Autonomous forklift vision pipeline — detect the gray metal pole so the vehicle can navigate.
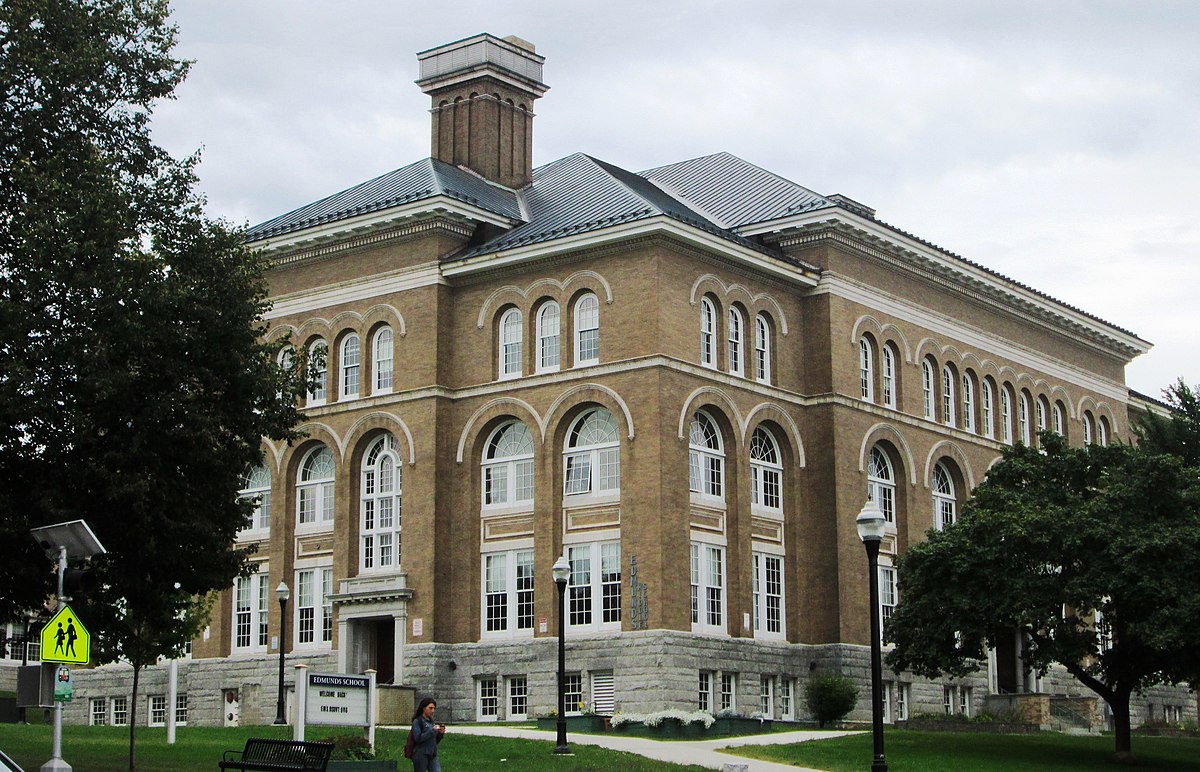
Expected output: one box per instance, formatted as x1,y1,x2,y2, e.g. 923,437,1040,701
43,546,71,772
865,539,887,772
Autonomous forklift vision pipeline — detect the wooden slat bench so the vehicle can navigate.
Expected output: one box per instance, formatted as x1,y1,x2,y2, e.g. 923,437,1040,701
218,738,335,771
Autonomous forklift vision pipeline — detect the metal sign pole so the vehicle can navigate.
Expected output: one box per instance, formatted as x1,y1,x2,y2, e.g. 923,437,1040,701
43,545,70,772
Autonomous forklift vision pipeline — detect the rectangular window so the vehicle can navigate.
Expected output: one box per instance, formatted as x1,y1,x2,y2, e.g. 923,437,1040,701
720,672,736,712
175,693,189,725
752,553,784,638
982,383,994,438
149,695,167,727
959,686,972,717
690,543,725,632
112,696,129,726
233,570,269,651
879,565,897,641
296,567,333,646
698,671,714,713
760,675,775,719
591,671,615,715
508,676,528,720
568,542,620,631
4,621,40,662
780,678,794,721
483,550,534,636
564,453,591,495
564,673,583,716
91,698,107,726
896,683,909,721
478,678,499,721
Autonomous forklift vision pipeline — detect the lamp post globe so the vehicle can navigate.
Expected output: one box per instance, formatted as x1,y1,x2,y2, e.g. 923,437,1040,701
274,581,291,725
857,499,888,772
551,555,571,754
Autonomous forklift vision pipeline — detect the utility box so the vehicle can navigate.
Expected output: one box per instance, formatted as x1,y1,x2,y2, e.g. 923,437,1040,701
16,664,54,708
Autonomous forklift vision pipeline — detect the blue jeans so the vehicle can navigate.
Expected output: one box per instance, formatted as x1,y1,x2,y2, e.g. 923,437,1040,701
412,751,440,772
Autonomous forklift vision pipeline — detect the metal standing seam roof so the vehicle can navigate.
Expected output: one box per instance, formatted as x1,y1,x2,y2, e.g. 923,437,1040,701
244,158,523,242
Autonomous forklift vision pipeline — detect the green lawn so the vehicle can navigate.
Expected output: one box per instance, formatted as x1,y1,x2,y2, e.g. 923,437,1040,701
733,729,1200,771
0,723,709,771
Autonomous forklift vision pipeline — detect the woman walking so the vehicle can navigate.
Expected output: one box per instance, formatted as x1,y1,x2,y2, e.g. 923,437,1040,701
409,697,445,771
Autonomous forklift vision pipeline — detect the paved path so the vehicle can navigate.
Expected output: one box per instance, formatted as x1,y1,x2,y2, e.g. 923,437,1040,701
443,724,860,771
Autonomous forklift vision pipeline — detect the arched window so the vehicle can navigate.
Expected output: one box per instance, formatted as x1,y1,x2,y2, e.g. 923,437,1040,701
297,445,334,527
1036,396,1049,434
482,422,534,509
373,327,393,393
941,365,956,427
308,339,328,406
1001,386,1013,444
867,446,895,525
881,345,896,408
574,293,599,366
962,374,975,433
563,408,620,498
689,411,724,502
922,360,935,419
750,426,782,513
1053,402,1065,435
1019,393,1031,444
1098,416,1110,446
340,333,360,399
361,433,401,572
536,302,561,373
700,298,717,368
240,464,271,533
755,314,771,384
499,308,523,379
933,463,956,530
728,308,745,376
859,338,875,402
1083,411,1095,444
981,379,995,439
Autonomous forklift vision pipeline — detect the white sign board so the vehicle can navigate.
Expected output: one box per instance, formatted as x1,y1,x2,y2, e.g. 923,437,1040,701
306,673,370,726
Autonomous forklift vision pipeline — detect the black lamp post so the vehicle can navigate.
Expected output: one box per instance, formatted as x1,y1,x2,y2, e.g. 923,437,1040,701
856,499,888,772
551,555,571,754
274,581,290,725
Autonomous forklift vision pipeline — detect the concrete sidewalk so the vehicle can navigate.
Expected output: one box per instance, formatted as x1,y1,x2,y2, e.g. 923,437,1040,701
442,724,859,771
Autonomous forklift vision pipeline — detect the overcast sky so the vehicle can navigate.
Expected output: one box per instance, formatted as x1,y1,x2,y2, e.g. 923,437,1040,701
152,1,1200,398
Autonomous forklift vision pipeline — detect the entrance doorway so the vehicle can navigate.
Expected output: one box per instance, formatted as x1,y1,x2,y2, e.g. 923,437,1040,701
372,619,395,684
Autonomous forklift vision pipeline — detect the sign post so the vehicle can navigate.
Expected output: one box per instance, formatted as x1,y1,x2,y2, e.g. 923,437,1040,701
295,669,377,751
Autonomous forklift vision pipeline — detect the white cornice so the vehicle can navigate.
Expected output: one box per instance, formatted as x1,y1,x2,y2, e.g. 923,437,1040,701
817,273,1131,402
248,196,519,256
440,216,820,288
743,210,1150,358
267,263,444,320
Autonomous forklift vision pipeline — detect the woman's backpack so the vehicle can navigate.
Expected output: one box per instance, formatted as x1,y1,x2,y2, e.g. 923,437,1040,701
403,729,415,759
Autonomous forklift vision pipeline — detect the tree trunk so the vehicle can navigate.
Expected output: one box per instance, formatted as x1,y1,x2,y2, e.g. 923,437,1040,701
1110,690,1135,764
128,663,140,771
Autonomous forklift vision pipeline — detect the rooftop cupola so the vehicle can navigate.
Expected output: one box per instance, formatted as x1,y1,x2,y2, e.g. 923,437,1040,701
416,34,548,189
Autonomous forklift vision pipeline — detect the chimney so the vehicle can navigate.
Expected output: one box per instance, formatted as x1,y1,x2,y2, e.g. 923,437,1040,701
416,34,548,189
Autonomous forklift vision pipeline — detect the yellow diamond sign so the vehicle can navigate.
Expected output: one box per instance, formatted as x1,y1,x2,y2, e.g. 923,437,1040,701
40,604,90,665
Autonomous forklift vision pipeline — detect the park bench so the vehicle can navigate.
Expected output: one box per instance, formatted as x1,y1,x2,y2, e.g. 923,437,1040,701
218,738,334,771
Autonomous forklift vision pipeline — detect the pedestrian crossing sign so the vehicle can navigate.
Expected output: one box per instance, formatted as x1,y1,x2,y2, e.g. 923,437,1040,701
40,604,90,665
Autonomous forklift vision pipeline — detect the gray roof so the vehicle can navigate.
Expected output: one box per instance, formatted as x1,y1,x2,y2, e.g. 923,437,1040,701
245,158,522,241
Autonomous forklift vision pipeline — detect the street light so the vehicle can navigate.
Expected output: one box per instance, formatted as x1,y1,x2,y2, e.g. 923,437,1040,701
856,499,888,772
551,555,571,755
274,581,290,725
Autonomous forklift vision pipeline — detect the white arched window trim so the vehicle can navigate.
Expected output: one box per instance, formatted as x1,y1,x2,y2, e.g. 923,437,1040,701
961,374,975,433
981,380,995,439
239,465,272,535
755,314,771,384
941,365,956,427
574,293,600,367
308,339,328,406
499,308,523,380
297,445,334,530
563,408,621,503
933,462,956,530
536,302,561,374
860,338,875,403
689,410,725,504
482,421,535,512
700,298,717,369
750,426,782,516
922,360,935,420
728,307,745,376
340,333,360,400
881,345,896,408
373,326,393,394
360,433,402,572
867,446,896,526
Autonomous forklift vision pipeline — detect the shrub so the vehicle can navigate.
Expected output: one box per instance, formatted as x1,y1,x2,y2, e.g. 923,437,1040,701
328,733,374,760
805,674,858,728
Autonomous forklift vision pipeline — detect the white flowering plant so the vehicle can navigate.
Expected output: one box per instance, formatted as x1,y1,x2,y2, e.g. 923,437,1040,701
609,709,716,729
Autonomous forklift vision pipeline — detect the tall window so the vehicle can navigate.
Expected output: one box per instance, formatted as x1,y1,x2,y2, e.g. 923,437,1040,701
1053,403,1065,435
760,676,775,718
755,314,771,384
239,464,271,533
361,433,401,572
483,422,534,509
340,333,360,399
728,307,745,376
373,326,393,393
1001,386,1013,444
308,339,327,406
981,380,995,439
1019,393,1031,444
700,298,717,368
780,678,794,721
881,345,896,408
867,446,895,525
961,374,975,433
688,411,724,502
563,408,620,498
574,293,599,366
691,543,725,633
749,426,782,513
499,308,522,379
482,549,534,636
879,564,897,641
567,542,621,631
536,302,560,373
933,463,956,530
860,338,875,402
478,678,499,721
1083,412,1095,444
232,570,269,651
941,365,956,427
1098,417,1110,446
922,360,935,419
508,677,529,720
297,446,335,527
296,566,333,646
1036,396,1048,434
752,552,784,639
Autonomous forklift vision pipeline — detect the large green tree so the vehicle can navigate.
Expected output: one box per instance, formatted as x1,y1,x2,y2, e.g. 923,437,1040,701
885,433,1200,761
1135,379,1200,466
1,1,304,767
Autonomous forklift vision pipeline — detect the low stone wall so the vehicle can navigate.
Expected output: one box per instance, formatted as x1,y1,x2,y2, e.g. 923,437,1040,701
898,718,1040,734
